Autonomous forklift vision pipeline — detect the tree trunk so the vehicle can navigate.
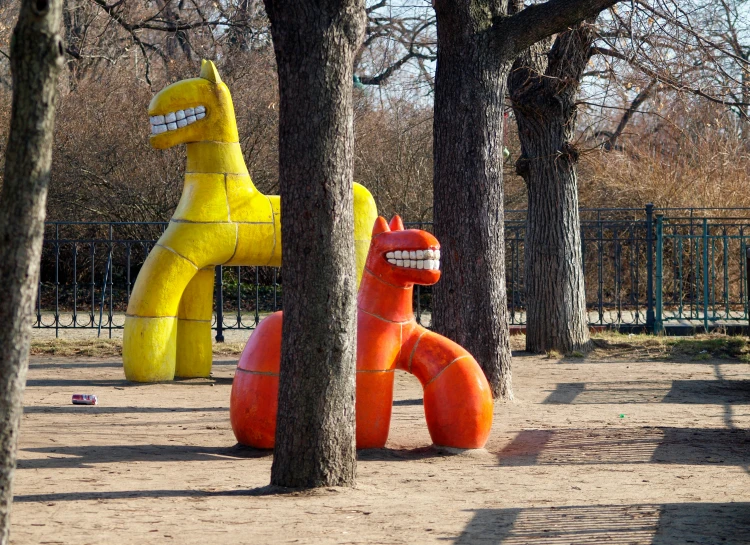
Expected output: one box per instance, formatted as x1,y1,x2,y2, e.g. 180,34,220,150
431,1,617,394
0,1,63,542
265,0,365,488
508,22,595,355
432,1,513,400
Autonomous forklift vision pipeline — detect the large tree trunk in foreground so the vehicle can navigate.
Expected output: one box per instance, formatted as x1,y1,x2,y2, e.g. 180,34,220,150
0,1,63,542
432,2,514,400
265,0,365,488
508,21,595,355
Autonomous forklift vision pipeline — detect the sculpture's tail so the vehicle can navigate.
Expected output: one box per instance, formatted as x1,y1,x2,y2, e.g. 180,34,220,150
401,328,494,449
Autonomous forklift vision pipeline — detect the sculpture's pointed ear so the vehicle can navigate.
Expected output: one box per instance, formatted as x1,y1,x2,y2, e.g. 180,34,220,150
372,216,390,236
388,215,404,231
200,59,222,83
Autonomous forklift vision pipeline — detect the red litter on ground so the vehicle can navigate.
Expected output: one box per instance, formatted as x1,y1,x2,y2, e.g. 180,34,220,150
72,394,98,405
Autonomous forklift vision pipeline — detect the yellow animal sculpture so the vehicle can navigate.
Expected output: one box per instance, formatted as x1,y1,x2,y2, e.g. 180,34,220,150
123,60,377,382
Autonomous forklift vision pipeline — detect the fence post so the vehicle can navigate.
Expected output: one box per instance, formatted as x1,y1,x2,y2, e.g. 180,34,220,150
654,214,664,334
702,217,709,333
215,265,224,343
746,247,750,338
645,203,655,331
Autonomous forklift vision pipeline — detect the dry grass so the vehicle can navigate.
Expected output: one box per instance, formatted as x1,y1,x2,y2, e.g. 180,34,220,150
29,339,246,358
589,331,749,361
30,339,123,357
29,330,750,364
211,342,246,356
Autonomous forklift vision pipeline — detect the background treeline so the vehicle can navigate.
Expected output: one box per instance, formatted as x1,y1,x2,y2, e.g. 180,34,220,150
0,0,748,226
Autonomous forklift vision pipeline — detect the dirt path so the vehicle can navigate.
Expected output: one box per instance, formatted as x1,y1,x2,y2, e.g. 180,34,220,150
10,351,750,544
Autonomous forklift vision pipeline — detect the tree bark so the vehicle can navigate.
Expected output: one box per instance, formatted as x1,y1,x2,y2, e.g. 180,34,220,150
432,1,514,400
265,0,365,488
508,21,595,355
431,0,617,397
0,1,63,542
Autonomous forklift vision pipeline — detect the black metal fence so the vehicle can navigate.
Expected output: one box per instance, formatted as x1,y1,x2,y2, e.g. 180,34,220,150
35,206,750,338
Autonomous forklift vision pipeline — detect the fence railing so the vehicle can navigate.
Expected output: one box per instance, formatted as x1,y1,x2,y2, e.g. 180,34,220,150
35,206,750,338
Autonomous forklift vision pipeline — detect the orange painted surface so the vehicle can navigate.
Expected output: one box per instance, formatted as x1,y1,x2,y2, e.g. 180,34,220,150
356,312,401,371
356,281,413,322
423,358,494,448
236,311,282,374
229,216,494,450
229,311,281,449
230,370,278,448
400,330,468,385
355,371,395,449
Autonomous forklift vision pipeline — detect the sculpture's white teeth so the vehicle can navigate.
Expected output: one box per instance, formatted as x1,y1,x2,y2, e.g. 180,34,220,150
150,105,206,135
385,249,440,271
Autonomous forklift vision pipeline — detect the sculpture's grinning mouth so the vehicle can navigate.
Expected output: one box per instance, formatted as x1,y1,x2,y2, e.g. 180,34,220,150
385,248,440,270
150,106,206,135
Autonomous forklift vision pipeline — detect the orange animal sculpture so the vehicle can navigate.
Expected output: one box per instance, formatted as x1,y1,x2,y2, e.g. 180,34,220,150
230,216,494,449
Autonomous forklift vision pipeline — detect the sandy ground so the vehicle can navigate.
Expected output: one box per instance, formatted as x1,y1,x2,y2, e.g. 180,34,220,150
10,349,750,544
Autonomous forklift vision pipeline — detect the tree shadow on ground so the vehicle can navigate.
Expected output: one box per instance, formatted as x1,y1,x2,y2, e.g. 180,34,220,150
393,398,423,406
496,427,750,467
12,484,305,503
28,361,123,370
17,443,270,470
543,379,750,404
25,375,233,388
451,503,750,544
358,445,485,462
23,406,228,415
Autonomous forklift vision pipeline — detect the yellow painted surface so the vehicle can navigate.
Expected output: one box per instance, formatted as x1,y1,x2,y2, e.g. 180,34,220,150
267,195,282,267
226,174,274,222
175,269,214,378
200,59,222,83
226,223,276,266
186,142,248,175
172,173,229,223
159,221,236,268
353,183,378,284
123,316,177,382
178,268,214,321
175,320,213,378
126,245,197,317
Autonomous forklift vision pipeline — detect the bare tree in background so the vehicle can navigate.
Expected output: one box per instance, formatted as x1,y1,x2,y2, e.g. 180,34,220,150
583,0,750,149
506,0,750,355
509,18,597,355
357,1,436,93
0,0,63,542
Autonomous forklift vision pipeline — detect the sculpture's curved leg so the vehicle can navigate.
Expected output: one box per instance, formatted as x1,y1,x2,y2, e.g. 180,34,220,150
354,312,399,449
175,267,214,378
123,246,199,382
124,222,236,382
402,329,493,449
230,311,282,448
